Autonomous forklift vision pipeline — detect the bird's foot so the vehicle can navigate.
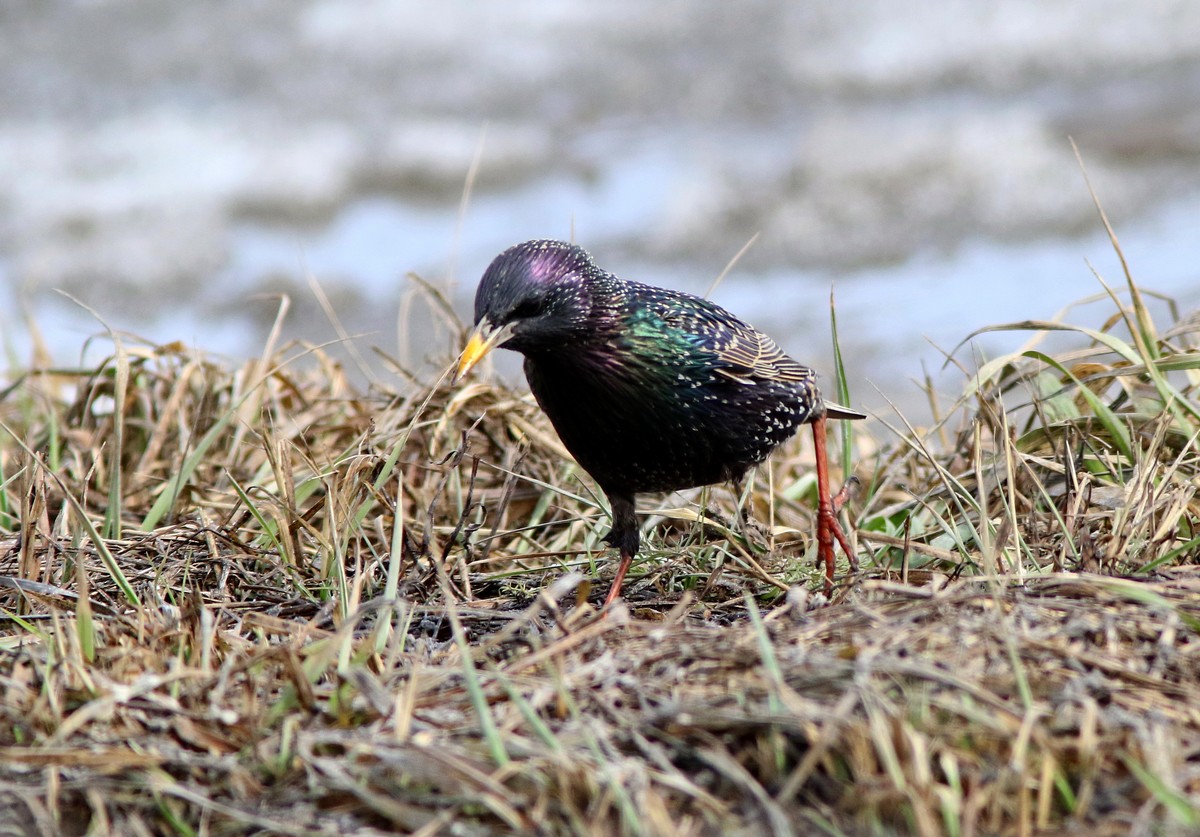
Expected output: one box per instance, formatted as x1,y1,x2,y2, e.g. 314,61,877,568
811,415,859,596
817,506,858,572
831,475,861,516
815,508,857,598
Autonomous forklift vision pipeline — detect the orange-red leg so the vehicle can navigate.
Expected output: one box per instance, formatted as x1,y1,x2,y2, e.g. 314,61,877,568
604,550,633,607
812,414,858,595
602,495,639,607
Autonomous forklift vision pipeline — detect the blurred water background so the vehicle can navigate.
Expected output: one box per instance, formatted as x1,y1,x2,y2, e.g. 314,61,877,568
3,1,1200,415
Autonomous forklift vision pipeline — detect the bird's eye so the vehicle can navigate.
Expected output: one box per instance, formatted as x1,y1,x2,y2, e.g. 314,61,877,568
508,299,542,320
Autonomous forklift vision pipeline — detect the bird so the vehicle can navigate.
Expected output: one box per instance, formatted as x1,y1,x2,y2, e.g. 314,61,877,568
453,239,863,605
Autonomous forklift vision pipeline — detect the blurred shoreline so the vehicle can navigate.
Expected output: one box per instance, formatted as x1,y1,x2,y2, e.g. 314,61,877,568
2,1,1199,416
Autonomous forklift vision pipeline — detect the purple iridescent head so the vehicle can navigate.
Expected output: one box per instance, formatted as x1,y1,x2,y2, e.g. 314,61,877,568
455,240,599,380
474,240,595,331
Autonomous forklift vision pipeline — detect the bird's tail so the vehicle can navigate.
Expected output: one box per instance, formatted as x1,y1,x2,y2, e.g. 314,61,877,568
823,401,867,421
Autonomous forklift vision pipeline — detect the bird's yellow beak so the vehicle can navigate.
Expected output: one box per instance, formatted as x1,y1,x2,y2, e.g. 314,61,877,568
453,319,515,384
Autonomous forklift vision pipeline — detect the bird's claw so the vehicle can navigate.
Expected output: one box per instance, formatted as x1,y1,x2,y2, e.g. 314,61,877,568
831,476,861,515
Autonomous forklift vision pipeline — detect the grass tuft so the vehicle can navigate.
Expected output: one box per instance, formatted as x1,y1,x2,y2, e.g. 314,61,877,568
1,261,1199,833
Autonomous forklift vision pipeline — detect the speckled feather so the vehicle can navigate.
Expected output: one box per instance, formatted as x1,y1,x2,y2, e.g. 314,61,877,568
470,239,852,561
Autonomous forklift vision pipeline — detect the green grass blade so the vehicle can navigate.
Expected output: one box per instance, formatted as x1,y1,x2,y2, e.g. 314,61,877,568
447,603,509,768
829,285,856,472
1120,753,1200,827
1022,350,1133,461
104,343,130,540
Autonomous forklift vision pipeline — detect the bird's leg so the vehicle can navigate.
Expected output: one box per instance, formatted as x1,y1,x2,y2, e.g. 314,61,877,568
731,476,749,524
604,551,633,607
603,494,640,606
812,414,858,595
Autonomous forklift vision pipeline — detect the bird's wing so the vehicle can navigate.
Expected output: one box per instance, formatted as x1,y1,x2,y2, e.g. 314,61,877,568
665,301,814,385
712,323,812,384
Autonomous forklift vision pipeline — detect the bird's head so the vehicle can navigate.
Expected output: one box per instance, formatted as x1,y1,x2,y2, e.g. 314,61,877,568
454,240,598,382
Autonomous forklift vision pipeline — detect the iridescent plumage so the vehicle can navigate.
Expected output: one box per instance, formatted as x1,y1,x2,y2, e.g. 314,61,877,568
456,239,861,603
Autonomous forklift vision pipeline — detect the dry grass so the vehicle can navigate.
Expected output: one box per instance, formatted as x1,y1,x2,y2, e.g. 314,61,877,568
1,267,1199,836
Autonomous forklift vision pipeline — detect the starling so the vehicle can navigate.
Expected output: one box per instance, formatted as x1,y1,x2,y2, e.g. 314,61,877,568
455,239,863,604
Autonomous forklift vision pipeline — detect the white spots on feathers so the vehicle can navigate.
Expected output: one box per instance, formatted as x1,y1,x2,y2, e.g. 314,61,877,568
478,239,828,494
